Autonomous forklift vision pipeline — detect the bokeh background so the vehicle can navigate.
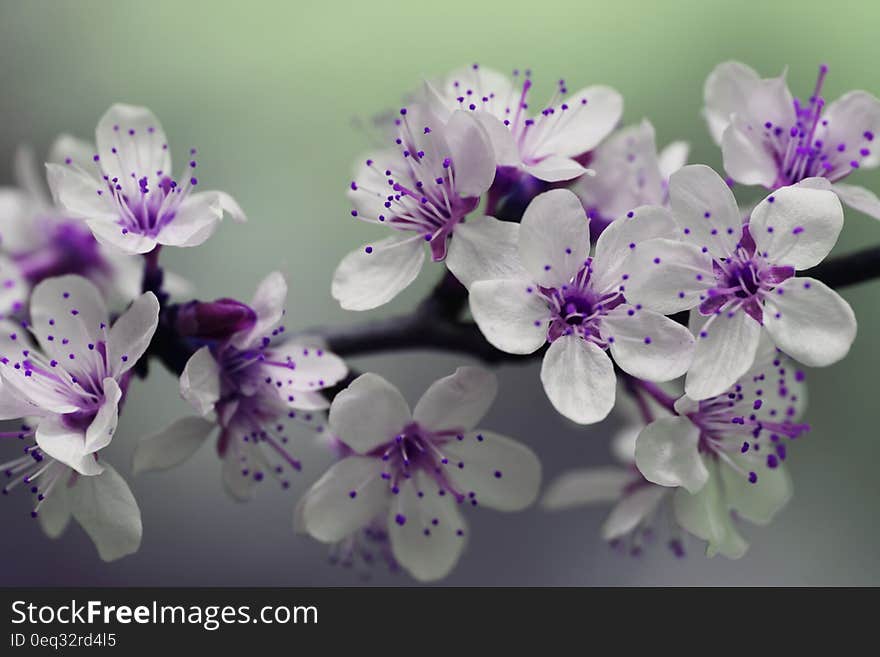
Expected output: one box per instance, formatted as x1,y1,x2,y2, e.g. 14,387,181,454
1,0,878,586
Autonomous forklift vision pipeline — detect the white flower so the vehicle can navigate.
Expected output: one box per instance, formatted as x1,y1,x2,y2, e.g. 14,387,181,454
704,61,880,219
424,64,623,182
296,367,541,582
624,165,856,400
574,120,688,230
542,389,681,556
464,189,695,424
0,275,159,475
334,103,497,310
46,104,246,255
633,339,805,558
133,272,348,501
0,142,145,318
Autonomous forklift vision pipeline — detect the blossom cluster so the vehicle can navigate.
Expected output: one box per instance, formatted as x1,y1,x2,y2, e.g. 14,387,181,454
0,61,876,582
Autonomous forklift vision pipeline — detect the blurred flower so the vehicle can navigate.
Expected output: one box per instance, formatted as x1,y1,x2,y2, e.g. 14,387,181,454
46,104,246,255
133,273,347,500
0,275,158,475
296,367,541,582
624,165,856,399
573,120,689,234
0,142,144,318
634,339,807,558
424,64,622,182
704,61,880,218
465,189,694,424
334,104,496,310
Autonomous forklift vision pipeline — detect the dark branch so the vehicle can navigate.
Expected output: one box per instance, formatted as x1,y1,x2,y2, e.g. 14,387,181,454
804,244,880,289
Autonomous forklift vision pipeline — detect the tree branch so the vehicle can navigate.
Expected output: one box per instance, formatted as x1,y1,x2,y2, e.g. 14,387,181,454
804,244,880,289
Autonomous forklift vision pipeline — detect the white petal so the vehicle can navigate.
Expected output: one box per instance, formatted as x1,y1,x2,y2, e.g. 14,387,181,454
720,455,792,525
36,419,102,476
389,471,467,582
540,336,615,425
445,215,526,289
329,373,411,454
833,183,880,220
472,112,519,166
413,367,498,432
0,377,38,420
673,471,748,559
519,189,590,287
601,486,667,541
154,192,222,247
634,417,708,493
622,238,713,314
444,110,496,198
38,474,72,539
230,271,287,350
331,235,425,311
29,275,110,376
68,462,143,562
442,430,542,511
592,205,678,293
180,347,221,417
469,278,550,354
529,85,623,159
658,140,690,179
222,444,259,502
821,90,880,168
85,218,157,255
686,308,761,400
45,163,117,223
132,416,215,474
750,184,843,269
669,164,743,258
299,456,389,542
703,61,761,144
601,305,695,382
267,341,348,392
522,155,589,182
84,378,122,453
217,191,248,223
0,256,27,318
541,467,631,510
721,117,778,187
48,134,99,173
763,277,856,367
107,292,159,377
95,104,171,197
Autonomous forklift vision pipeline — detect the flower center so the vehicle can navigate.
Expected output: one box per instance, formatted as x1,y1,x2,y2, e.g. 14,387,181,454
542,262,623,343
13,222,107,284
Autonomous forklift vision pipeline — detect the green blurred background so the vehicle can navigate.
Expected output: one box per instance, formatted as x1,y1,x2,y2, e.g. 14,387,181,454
1,0,878,585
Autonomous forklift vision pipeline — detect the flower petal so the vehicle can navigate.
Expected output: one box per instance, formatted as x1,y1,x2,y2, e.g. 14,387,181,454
721,116,778,187
45,163,117,223
529,85,623,159
720,455,792,525
29,275,110,378
658,140,690,180
442,429,541,511
68,462,142,562
669,164,743,258
820,90,880,169
37,418,103,476
522,155,589,182
541,467,632,510
634,417,708,493
444,110,496,198
95,104,171,197
763,277,856,367
329,373,411,454
37,473,72,539
703,61,762,144
601,485,667,541
229,271,287,350
155,191,223,248
601,305,695,382
413,367,497,432
832,183,880,220
298,456,389,543
686,307,762,400
540,335,615,425
389,470,467,582
331,235,425,311
673,470,748,559
750,183,843,270
107,292,159,377
267,341,348,392
132,416,215,474
445,215,526,289
622,237,713,314
469,278,550,354
85,218,157,255
0,256,27,318
180,346,221,417
519,189,590,287
84,378,122,453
